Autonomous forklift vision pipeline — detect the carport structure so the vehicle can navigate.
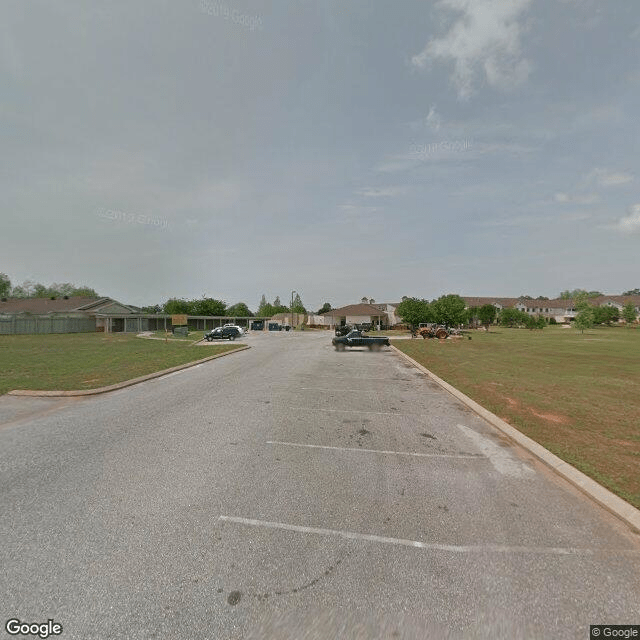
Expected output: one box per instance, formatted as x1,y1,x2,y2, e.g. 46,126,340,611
97,314,272,333
321,303,389,329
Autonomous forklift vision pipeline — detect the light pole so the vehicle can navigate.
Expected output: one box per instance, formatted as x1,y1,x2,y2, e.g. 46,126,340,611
291,290,297,329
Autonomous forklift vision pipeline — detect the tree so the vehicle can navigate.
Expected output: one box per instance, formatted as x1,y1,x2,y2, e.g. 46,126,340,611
477,304,497,331
593,306,619,325
622,302,637,324
257,303,276,317
269,295,290,314
226,302,253,317
431,294,467,326
0,273,11,298
499,308,529,327
536,296,549,300
465,306,478,327
11,280,36,297
573,291,591,312
395,297,432,328
257,295,276,317
622,288,640,296
560,289,602,299
192,297,227,316
141,304,162,313
70,286,99,297
163,298,191,314
34,283,50,297
574,308,594,333
291,293,306,314
6,279,99,298
317,302,332,314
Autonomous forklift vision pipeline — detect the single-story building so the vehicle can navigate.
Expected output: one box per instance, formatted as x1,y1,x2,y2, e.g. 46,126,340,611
0,296,142,334
321,303,394,330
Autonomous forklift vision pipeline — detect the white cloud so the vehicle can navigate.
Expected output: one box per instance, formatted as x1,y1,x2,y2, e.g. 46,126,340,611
355,187,407,197
412,0,533,99
615,204,640,234
426,105,442,131
583,168,634,188
554,192,599,204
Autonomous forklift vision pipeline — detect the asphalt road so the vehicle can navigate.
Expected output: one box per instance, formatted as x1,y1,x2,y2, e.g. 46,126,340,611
1,330,639,639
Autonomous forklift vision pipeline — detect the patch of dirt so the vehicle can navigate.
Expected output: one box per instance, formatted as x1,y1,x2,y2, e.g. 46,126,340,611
530,410,569,424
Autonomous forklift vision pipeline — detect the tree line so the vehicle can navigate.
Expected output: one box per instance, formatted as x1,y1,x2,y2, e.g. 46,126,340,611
147,293,319,317
396,293,637,331
0,274,98,299
0,274,332,318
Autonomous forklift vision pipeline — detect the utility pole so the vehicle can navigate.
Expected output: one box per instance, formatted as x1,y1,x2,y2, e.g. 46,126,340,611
291,290,296,329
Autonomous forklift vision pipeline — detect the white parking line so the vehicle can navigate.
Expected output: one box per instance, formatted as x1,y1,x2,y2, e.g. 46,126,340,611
297,387,381,393
284,406,422,417
299,374,407,381
457,424,535,479
218,516,629,556
267,440,483,459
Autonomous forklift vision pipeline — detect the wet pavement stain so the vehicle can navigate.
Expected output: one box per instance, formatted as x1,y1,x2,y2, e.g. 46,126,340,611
224,555,351,604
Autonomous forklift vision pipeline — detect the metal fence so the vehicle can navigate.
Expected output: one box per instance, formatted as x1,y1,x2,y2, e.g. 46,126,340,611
0,315,97,335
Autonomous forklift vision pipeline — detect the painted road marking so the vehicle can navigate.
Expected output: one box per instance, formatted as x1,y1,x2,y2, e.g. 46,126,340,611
218,516,639,556
298,387,382,393
457,424,534,479
284,406,423,417
266,440,484,460
299,374,412,382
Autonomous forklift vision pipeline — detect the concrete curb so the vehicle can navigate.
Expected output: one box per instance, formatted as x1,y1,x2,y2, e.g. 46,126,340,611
390,345,640,535
7,345,250,397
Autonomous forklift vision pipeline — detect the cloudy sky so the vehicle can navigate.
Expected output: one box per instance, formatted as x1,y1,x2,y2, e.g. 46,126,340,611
1,0,639,311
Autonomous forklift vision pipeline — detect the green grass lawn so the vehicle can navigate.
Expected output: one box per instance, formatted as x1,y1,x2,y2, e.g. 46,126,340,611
151,330,205,341
393,325,640,509
370,329,413,337
0,332,245,394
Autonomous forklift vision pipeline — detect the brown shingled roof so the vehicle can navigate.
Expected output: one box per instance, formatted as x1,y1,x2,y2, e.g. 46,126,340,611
322,303,389,316
0,297,111,314
462,297,520,308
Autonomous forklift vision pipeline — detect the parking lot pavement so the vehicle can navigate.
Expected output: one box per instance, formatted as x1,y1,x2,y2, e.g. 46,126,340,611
0,394,78,429
1,330,639,639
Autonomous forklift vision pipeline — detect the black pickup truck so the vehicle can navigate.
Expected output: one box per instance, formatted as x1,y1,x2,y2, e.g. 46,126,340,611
332,329,390,351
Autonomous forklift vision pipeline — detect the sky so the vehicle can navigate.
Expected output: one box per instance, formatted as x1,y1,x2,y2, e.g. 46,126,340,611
1,0,639,311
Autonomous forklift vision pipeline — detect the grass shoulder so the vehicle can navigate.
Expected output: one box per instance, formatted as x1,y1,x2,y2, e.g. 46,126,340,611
0,332,245,394
392,325,640,509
